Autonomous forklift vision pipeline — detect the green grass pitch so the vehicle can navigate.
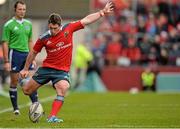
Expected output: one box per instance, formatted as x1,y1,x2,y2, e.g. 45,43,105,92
0,86,180,128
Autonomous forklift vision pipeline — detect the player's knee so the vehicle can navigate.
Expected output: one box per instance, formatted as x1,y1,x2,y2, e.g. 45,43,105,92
56,80,69,89
61,85,69,90
56,84,69,93
62,84,70,90
55,80,70,95
22,86,32,95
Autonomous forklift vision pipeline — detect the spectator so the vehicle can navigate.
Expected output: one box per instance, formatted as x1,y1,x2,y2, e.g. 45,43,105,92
92,33,107,75
93,0,180,66
169,43,180,65
73,43,93,90
141,66,156,91
105,33,122,66
159,48,169,65
122,38,141,64
168,26,179,43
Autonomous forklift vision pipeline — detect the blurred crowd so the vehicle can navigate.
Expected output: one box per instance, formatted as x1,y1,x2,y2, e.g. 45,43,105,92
90,0,180,68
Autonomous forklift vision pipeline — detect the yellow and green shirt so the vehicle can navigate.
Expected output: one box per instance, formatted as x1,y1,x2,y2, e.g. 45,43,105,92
141,72,155,87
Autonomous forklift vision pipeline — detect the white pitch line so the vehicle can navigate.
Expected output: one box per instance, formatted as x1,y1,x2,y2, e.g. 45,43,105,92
0,95,56,114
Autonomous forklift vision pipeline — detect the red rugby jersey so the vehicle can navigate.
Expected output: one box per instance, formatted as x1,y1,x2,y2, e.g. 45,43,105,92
33,21,84,72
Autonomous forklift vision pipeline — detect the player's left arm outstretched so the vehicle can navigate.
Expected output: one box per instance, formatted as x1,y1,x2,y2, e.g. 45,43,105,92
80,1,114,26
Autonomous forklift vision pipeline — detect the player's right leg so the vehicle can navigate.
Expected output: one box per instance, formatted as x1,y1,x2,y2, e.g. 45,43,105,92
21,67,50,96
19,76,39,103
21,68,51,121
22,78,41,96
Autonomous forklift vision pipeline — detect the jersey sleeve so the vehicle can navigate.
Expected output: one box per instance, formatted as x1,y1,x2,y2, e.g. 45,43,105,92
33,39,44,53
1,24,10,42
68,21,84,32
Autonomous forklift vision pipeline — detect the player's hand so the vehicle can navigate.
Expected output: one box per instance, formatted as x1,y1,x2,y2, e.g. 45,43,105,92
4,62,11,72
20,69,29,79
103,1,114,14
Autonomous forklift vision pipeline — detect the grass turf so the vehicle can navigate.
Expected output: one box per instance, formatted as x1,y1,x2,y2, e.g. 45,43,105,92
0,86,180,128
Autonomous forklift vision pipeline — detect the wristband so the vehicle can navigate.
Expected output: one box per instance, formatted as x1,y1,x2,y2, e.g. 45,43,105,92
4,60,9,63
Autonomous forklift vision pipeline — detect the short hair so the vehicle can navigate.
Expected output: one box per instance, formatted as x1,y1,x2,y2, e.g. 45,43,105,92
48,13,62,26
14,0,25,10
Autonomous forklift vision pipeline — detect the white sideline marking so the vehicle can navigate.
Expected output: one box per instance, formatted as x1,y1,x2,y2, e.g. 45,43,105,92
0,95,56,114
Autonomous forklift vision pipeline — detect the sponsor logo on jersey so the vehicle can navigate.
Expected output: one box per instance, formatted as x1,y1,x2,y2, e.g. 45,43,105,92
64,31,69,37
25,25,30,30
48,43,71,53
56,42,64,47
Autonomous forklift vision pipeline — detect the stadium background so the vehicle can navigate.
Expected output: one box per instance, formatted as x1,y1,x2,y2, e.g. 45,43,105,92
0,0,180,92
0,0,180,128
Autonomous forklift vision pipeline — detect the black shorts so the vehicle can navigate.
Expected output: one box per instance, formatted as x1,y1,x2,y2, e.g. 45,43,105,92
32,67,70,86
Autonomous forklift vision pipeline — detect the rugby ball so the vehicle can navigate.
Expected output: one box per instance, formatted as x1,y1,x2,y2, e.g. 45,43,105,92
29,102,44,123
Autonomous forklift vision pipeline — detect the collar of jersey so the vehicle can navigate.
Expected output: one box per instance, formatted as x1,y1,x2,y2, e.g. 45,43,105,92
13,17,25,24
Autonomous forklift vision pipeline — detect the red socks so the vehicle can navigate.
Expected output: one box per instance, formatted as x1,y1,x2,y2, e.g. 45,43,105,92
49,95,64,117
